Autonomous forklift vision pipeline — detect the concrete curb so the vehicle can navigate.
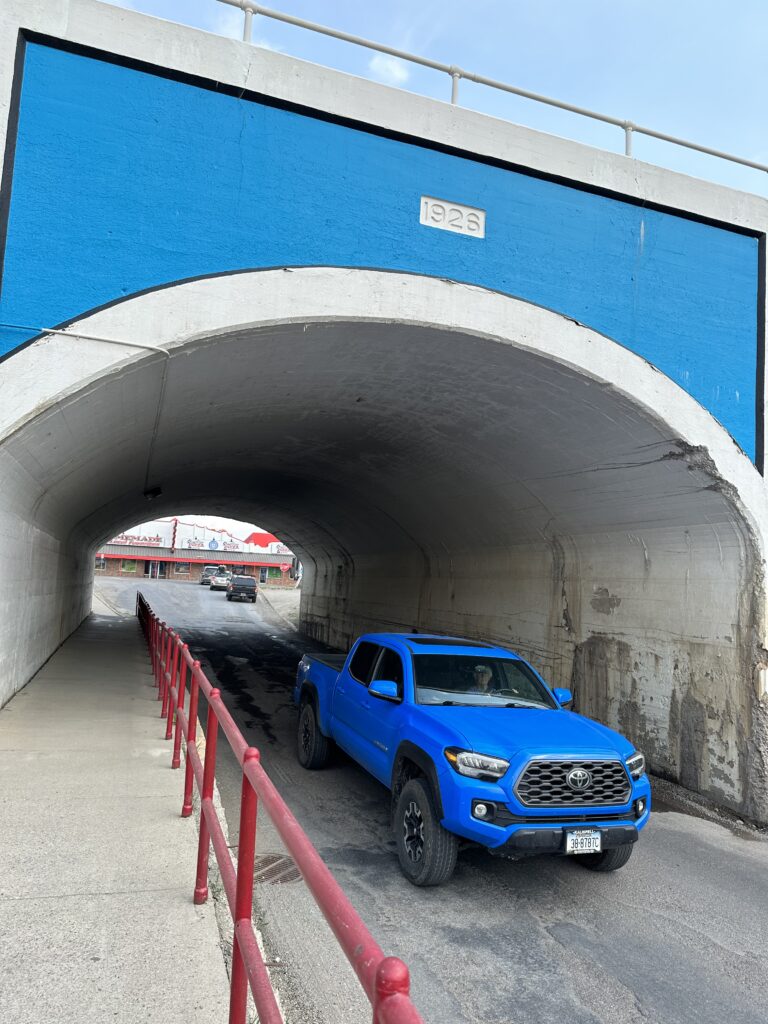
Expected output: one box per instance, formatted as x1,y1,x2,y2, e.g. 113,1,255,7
90,589,130,618
256,590,299,633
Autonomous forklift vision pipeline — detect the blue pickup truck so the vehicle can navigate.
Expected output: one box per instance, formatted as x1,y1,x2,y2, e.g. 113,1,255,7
294,634,650,886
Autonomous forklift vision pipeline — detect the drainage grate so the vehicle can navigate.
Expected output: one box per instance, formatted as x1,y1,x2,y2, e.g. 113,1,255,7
253,853,302,885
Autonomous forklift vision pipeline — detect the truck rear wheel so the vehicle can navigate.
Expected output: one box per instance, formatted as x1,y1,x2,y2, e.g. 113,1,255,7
297,701,330,769
394,778,458,886
578,843,634,872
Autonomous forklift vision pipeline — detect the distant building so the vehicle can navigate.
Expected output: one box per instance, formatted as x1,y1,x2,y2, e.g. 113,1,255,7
95,517,298,585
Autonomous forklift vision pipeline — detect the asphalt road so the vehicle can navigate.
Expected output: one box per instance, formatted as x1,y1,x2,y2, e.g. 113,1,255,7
97,578,768,1024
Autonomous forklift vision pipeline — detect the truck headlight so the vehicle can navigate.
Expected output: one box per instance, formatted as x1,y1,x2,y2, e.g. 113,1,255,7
625,751,646,779
445,748,510,780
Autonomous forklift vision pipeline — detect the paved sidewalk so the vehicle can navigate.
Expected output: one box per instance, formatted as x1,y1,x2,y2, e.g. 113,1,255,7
0,613,230,1023
256,587,300,630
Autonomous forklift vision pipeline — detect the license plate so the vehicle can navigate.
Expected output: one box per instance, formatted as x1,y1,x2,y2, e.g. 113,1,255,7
566,829,602,854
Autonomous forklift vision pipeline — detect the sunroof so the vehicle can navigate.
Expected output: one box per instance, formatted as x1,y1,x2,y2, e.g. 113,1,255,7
406,637,492,647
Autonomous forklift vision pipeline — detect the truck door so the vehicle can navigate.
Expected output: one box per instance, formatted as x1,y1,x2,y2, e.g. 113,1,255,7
331,641,381,766
362,646,407,784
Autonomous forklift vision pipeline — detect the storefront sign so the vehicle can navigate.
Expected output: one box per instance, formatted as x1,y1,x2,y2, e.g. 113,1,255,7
111,533,163,546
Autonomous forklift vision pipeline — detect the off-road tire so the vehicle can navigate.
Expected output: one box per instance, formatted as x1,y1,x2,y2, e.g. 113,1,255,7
394,778,458,886
578,843,634,872
297,700,331,769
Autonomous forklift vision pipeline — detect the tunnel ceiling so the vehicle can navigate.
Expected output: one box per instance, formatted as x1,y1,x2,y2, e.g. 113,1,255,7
3,319,740,566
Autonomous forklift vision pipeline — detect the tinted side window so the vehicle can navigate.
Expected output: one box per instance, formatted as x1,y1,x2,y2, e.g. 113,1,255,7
372,648,405,692
349,642,381,685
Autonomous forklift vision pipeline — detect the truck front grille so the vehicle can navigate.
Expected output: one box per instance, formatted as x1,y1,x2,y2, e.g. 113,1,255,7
515,759,631,807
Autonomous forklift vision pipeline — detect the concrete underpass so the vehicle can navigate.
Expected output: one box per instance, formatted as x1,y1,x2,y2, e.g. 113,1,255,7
3,266,768,824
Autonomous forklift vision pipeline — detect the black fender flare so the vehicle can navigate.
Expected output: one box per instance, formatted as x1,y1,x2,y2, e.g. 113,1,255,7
391,740,445,819
297,682,329,732
298,681,319,706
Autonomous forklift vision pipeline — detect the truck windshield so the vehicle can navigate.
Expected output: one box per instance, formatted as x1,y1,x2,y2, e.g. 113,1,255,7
413,655,557,708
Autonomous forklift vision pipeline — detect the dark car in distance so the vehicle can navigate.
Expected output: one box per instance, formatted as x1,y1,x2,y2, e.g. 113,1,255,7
227,575,257,603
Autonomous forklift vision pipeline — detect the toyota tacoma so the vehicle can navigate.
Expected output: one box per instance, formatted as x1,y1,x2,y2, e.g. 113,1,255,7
294,634,650,886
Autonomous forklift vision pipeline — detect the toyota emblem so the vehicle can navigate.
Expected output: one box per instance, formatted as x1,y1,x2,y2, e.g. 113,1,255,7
566,767,592,791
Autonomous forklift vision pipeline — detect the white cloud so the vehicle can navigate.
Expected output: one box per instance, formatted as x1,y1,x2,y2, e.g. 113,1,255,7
211,6,246,39
368,53,410,87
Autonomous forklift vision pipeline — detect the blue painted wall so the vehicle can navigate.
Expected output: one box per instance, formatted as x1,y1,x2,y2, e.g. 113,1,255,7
0,43,760,459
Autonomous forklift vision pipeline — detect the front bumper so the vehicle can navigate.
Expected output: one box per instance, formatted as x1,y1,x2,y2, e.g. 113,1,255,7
438,767,651,850
489,823,638,859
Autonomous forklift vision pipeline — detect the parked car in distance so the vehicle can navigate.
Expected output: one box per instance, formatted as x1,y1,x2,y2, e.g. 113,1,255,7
200,565,219,585
294,633,650,886
226,575,257,603
209,571,232,591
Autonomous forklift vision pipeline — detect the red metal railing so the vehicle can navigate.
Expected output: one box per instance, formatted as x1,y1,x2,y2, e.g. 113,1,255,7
136,592,424,1024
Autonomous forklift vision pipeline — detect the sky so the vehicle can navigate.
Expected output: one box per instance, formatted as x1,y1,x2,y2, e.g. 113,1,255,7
103,0,768,195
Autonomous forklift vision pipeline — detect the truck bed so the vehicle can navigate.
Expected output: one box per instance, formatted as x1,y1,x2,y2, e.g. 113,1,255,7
306,653,347,671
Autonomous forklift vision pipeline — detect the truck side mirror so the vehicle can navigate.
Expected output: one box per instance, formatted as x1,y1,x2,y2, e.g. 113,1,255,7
369,679,401,703
553,687,573,708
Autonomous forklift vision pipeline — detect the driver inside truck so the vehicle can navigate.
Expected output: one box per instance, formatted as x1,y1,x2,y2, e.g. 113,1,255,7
468,663,496,693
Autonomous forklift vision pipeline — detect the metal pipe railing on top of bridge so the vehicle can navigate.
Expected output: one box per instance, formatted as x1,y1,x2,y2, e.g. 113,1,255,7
135,591,423,1024
216,0,768,175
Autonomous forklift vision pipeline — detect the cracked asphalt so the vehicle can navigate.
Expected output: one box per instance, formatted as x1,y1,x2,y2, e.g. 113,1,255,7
98,578,768,1024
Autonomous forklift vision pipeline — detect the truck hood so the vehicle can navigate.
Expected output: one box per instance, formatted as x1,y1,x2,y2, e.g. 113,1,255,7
419,706,633,760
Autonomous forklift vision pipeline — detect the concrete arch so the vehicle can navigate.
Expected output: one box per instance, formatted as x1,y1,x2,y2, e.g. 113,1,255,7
2,268,767,820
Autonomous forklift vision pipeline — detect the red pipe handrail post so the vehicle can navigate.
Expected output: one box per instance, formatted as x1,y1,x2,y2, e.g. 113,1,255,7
229,747,260,1024
172,646,189,769
149,614,157,677
164,637,180,733
182,661,201,817
193,689,220,903
160,630,172,715
161,629,175,711
158,622,166,689
162,625,171,698
157,622,168,691
155,621,162,687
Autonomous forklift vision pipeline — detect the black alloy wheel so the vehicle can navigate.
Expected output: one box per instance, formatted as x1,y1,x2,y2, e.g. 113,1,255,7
403,800,425,863
394,778,458,886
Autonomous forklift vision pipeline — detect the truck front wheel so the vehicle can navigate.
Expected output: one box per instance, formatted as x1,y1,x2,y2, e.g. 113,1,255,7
394,778,458,886
297,701,330,769
577,843,634,872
